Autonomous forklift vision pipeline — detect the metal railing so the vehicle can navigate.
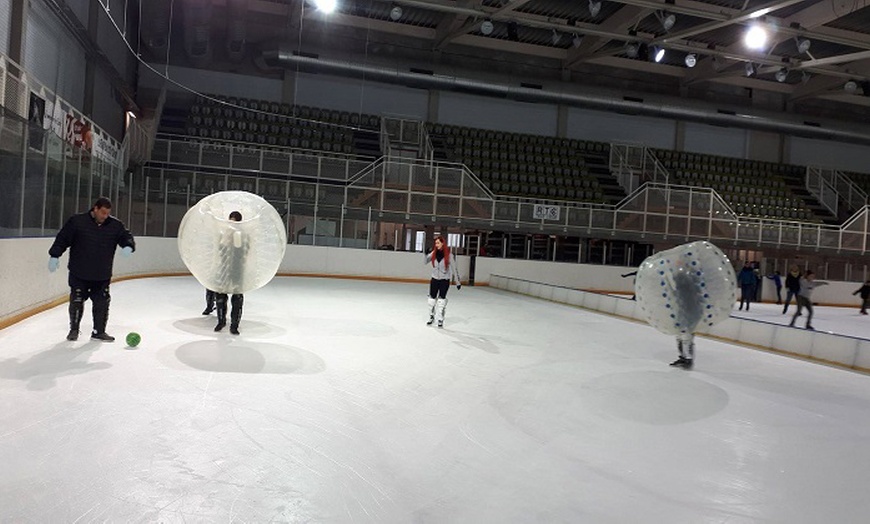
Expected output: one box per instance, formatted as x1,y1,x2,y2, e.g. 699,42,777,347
807,166,867,218
380,116,434,161
610,143,669,194
806,166,839,217
134,136,870,255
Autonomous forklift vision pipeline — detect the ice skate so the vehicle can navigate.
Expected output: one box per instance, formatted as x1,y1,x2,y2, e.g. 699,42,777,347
805,325,815,330
669,357,693,369
66,329,79,341
91,331,115,342
434,298,448,329
426,297,436,325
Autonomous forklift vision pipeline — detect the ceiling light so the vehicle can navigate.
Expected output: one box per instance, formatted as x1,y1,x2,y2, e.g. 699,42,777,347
572,34,584,48
801,71,811,84
588,0,601,18
389,5,402,21
552,29,561,45
480,19,494,35
744,25,768,50
745,62,756,77
775,68,788,83
845,80,858,93
652,46,665,63
794,37,811,54
314,0,337,14
684,54,697,68
657,11,676,31
625,42,639,59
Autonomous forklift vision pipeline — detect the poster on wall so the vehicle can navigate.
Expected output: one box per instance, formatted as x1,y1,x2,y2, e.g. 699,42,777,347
28,92,46,152
91,132,121,164
65,113,93,153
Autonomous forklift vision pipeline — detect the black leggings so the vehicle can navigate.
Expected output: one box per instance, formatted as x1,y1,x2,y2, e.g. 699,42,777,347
429,278,450,299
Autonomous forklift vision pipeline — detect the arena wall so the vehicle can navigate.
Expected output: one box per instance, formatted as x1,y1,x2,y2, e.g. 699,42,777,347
3,237,866,329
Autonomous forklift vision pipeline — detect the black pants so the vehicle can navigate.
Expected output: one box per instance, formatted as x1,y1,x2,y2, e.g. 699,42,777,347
216,293,244,327
429,278,450,299
68,274,111,333
791,296,813,327
740,284,754,309
783,289,798,312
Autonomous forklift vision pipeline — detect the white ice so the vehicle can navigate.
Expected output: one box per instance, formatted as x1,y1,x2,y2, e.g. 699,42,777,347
2,276,870,522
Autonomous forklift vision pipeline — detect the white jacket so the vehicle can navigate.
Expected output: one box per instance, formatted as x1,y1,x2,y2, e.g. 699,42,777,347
424,249,461,283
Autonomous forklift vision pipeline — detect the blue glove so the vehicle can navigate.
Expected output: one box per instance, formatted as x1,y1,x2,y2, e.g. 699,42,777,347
48,257,59,272
121,246,133,257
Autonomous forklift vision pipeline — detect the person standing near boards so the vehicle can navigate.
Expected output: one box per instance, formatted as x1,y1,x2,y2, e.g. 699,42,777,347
424,235,462,328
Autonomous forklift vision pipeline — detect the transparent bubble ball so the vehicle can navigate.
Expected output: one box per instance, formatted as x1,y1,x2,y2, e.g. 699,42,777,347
635,241,736,336
177,191,287,295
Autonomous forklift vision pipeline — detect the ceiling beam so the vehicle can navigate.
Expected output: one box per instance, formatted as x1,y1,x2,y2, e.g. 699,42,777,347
563,5,651,69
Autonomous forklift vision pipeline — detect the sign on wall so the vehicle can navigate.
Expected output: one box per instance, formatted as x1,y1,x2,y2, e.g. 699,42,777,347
533,204,561,221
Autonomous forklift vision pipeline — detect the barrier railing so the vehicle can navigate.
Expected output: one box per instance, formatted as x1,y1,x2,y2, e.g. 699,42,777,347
610,143,669,194
136,136,870,255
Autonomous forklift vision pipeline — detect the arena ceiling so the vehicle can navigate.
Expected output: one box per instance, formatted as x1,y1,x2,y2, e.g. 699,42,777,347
128,0,870,122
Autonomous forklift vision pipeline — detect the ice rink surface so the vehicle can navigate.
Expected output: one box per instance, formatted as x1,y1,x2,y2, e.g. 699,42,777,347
3,276,870,522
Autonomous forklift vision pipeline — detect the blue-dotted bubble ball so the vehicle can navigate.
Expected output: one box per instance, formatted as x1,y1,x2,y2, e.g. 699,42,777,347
634,241,736,336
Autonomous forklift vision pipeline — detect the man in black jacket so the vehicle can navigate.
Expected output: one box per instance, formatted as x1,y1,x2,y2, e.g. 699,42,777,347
48,197,136,342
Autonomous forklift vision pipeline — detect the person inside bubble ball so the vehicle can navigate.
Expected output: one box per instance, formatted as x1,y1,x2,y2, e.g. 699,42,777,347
668,266,704,369
214,211,248,335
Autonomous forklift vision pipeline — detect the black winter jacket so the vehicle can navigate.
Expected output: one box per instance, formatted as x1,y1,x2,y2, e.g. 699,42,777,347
49,212,135,281
785,272,801,293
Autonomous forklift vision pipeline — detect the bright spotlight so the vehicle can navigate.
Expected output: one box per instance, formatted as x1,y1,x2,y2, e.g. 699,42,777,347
744,26,768,50
653,46,665,63
684,53,697,68
315,0,337,13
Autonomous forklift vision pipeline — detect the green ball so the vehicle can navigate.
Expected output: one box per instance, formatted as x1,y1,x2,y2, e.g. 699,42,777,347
126,332,141,347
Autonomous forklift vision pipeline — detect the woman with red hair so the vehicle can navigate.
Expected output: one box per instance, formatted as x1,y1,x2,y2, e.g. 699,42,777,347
424,235,462,327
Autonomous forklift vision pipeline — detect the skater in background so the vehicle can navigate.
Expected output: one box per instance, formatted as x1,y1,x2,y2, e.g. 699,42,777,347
766,270,783,305
48,196,135,342
737,261,756,311
853,280,870,315
621,270,638,300
782,265,802,314
424,235,462,328
214,211,248,335
788,270,828,330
